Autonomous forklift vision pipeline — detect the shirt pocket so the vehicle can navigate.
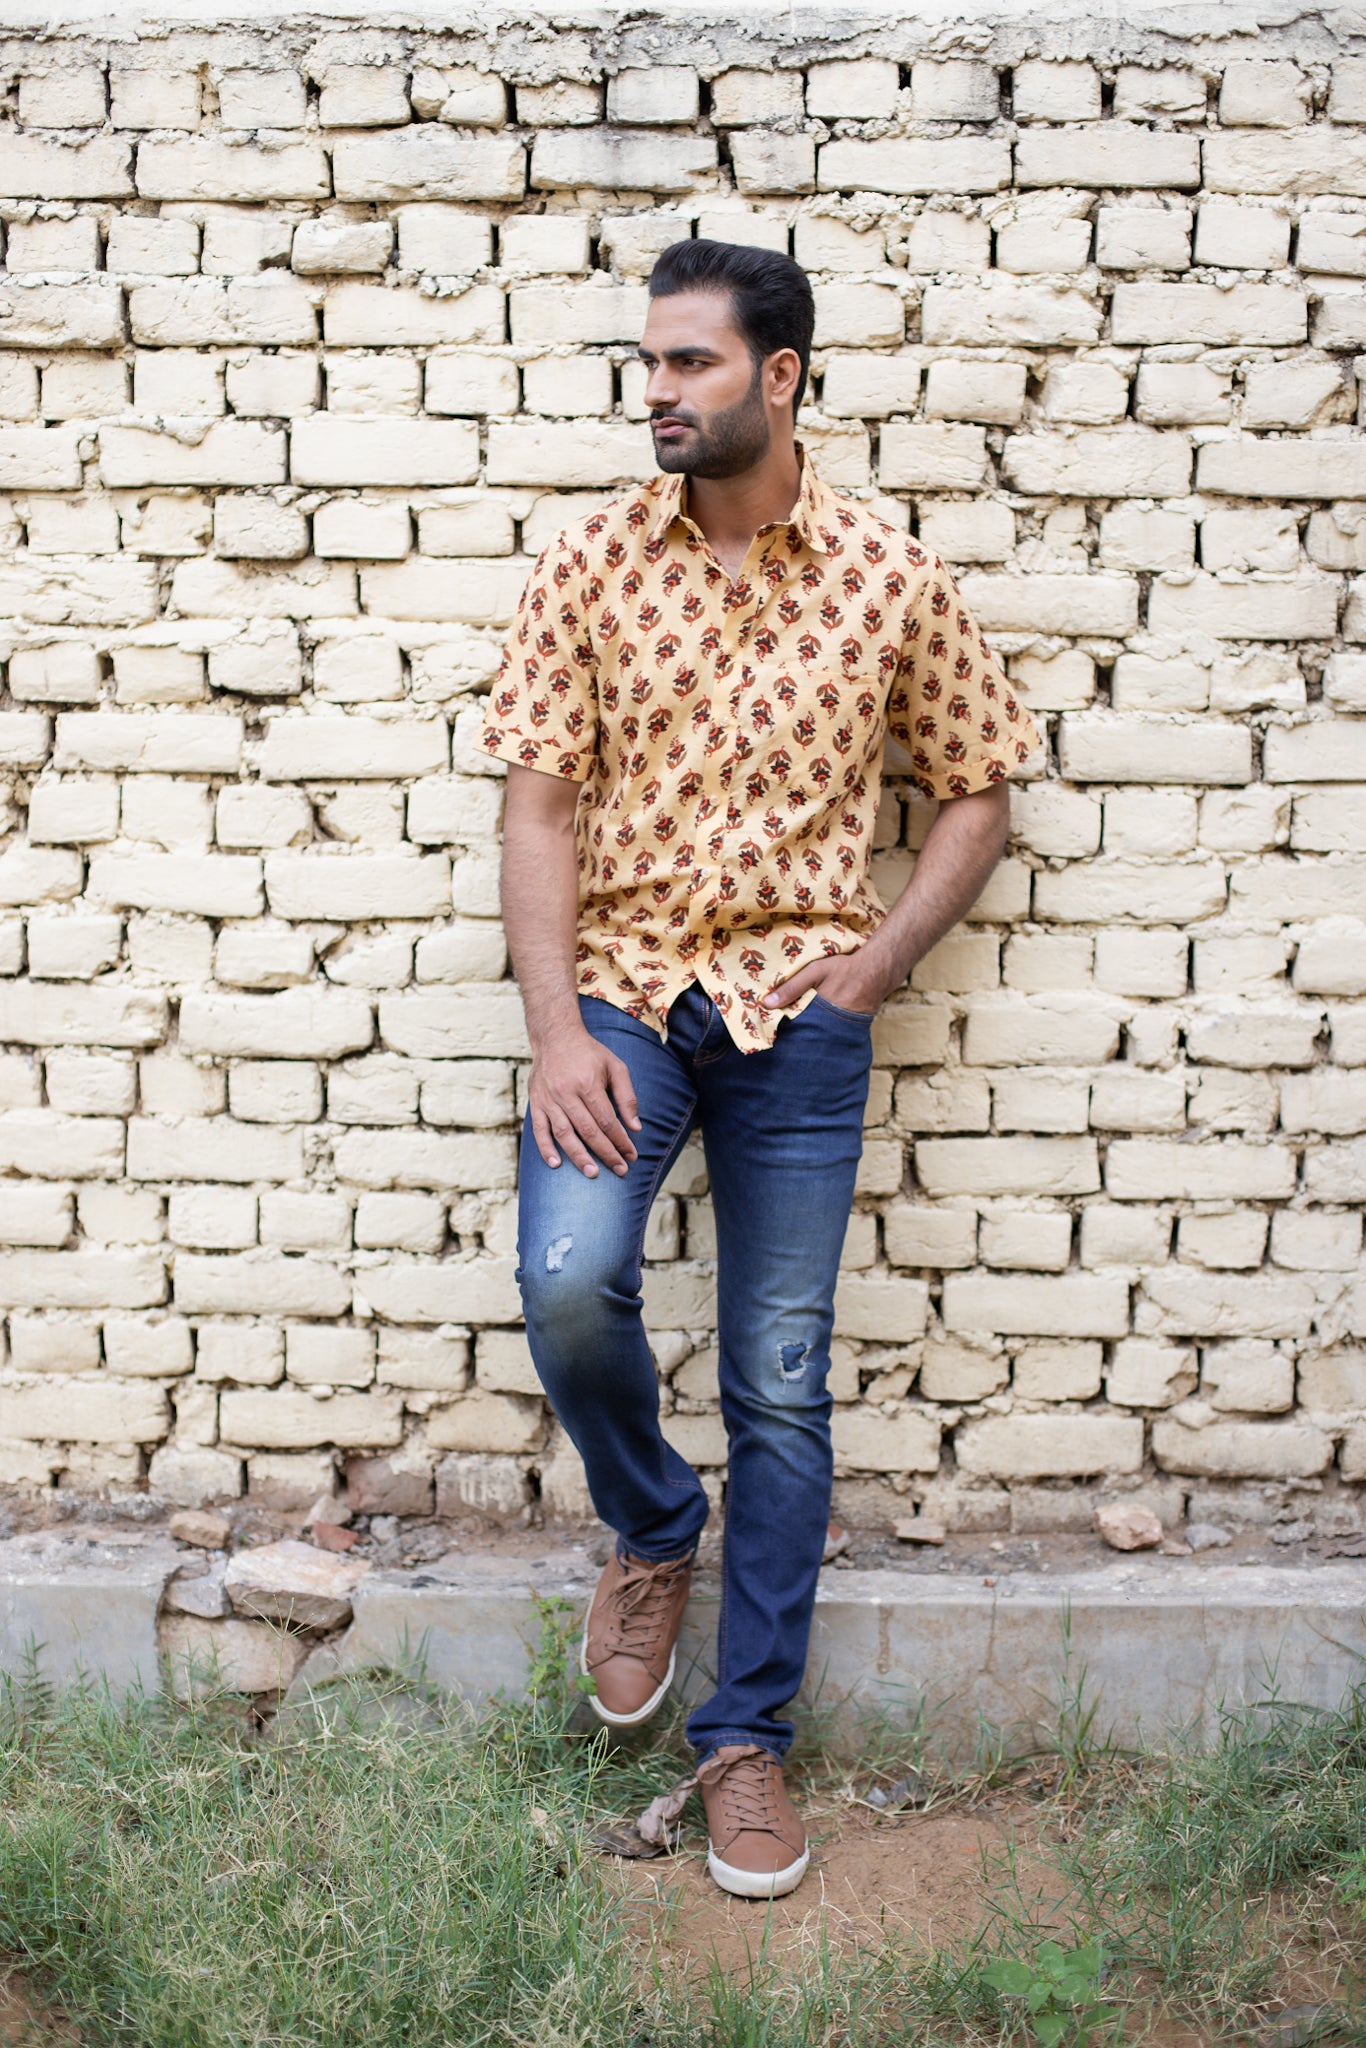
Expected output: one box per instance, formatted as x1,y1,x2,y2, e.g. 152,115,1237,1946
727,661,886,813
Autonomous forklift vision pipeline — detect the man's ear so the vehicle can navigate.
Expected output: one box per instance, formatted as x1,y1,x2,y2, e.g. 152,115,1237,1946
766,347,802,411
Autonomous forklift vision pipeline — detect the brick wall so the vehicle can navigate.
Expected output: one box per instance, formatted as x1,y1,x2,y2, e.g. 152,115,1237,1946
0,10,1361,1535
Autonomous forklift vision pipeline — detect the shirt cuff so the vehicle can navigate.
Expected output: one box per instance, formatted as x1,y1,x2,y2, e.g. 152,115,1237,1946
474,721,594,783
908,716,1042,801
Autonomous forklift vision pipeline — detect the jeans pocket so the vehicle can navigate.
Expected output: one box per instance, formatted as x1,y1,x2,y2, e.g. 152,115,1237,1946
807,991,876,1024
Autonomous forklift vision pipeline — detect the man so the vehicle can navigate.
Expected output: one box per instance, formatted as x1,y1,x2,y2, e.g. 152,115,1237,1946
478,238,1038,1898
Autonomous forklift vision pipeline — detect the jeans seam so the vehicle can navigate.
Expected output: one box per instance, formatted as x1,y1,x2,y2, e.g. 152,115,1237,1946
633,1093,705,1500
694,1735,788,1761
713,1282,733,1681
618,1536,698,1564
636,1099,699,1244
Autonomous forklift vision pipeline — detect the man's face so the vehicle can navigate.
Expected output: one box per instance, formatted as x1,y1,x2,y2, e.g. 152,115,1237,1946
638,288,770,479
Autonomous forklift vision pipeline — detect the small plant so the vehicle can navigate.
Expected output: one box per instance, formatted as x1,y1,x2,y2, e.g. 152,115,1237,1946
508,1593,599,1749
982,1941,1121,2047
1045,1601,1118,1788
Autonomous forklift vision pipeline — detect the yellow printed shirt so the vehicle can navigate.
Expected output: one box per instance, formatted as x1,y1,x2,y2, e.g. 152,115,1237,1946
476,456,1040,1051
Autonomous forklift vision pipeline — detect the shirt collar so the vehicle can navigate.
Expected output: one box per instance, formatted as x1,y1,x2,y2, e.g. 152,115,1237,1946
643,445,835,557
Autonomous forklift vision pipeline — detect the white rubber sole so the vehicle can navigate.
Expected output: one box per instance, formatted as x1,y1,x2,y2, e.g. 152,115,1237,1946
707,1842,811,1899
580,1635,676,1727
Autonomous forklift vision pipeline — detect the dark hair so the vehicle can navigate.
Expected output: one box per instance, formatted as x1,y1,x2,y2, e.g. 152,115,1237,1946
647,238,815,415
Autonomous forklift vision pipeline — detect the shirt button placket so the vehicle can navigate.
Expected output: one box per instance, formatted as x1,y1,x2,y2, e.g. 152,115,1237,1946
692,584,747,1005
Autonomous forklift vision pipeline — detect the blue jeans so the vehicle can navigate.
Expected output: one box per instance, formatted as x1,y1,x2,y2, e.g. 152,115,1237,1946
516,983,872,1758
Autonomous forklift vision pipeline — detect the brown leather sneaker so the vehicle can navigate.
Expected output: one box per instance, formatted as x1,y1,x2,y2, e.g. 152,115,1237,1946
580,1547,692,1727
698,1745,810,1898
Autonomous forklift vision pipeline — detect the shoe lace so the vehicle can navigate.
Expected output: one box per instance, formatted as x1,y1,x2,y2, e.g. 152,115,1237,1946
603,1554,688,1660
710,1749,784,1836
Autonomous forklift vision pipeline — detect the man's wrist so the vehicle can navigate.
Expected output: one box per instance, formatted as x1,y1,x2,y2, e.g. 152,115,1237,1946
523,993,587,1051
856,935,913,1003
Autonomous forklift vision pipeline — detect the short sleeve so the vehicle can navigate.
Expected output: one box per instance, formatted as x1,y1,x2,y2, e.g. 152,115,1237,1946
474,532,599,782
887,555,1040,801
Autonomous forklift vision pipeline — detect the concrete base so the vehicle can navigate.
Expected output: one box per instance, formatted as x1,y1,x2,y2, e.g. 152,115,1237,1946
317,1552,1366,1751
0,1530,182,1699
1,1531,1361,1747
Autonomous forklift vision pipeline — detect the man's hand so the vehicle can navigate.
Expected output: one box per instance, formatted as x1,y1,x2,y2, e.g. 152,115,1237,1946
762,940,898,1016
529,1024,642,1177
501,765,642,1177
763,784,1013,1018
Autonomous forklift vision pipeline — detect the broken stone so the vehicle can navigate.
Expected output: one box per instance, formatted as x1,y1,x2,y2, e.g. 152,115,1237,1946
161,1613,311,1698
163,1555,231,1619
304,1492,352,1530
312,1521,359,1553
1186,1522,1232,1551
1159,1539,1192,1557
345,1451,435,1517
1095,1501,1163,1551
892,1517,947,1545
168,1508,231,1550
223,1538,369,1631
822,1521,850,1562
1269,1519,1314,1546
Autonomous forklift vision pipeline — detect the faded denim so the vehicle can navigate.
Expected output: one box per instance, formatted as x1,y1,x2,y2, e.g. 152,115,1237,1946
516,983,872,1758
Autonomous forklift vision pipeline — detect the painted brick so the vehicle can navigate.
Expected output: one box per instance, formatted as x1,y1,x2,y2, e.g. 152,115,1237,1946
942,1273,1130,1338
332,131,525,202
0,15,1347,1526
1015,127,1200,189
531,128,713,192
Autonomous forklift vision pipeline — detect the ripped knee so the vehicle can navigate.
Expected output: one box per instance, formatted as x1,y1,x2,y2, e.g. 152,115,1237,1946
518,1228,629,1327
777,1339,809,1381
730,1330,829,1409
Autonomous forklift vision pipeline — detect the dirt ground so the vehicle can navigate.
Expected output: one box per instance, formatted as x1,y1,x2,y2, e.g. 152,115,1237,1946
612,1792,1363,2046
617,1790,1058,1969
0,1975,76,2048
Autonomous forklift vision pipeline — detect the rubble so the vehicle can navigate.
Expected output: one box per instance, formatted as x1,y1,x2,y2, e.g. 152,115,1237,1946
1095,1502,1164,1551
223,1539,370,1630
168,1509,231,1550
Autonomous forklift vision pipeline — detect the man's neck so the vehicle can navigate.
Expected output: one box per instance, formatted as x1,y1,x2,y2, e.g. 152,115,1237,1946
685,442,803,583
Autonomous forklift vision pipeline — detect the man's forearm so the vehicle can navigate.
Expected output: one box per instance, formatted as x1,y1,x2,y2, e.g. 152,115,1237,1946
500,776,584,1046
500,763,641,1175
867,783,1011,988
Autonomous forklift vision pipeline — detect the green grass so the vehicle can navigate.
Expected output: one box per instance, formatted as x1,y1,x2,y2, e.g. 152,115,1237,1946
0,1621,1362,2048
1060,1681,1366,2032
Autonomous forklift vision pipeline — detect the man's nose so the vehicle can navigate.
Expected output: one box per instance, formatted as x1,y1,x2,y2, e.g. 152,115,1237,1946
644,363,678,410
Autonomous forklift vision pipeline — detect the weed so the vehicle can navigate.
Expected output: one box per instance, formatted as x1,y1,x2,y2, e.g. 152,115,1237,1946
1044,1602,1120,1792
521,1594,599,1722
982,1942,1121,2048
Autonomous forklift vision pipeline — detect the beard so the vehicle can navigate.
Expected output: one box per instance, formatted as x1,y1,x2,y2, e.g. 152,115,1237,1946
651,369,771,478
